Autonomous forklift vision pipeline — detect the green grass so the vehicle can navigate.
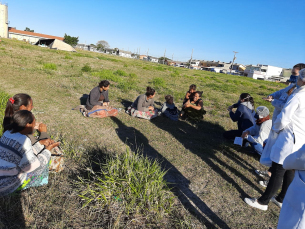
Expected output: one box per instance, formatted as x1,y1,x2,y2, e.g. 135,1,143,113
79,149,174,219
0,38,287,228
43,63,57,70
81,64,92,72
0,91,10,135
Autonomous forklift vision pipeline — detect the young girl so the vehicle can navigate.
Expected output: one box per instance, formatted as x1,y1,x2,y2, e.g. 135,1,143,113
183,84,196,105
161,95,179,121
0,110,59,196
85,80,118,118
182,91,206,121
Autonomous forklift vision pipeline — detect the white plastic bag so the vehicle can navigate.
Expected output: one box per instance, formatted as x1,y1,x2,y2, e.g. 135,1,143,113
260,130,278,167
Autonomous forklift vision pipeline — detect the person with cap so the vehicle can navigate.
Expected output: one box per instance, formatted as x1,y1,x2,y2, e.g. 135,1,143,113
241,106,272,155
161,95,179,121
244,68,305,211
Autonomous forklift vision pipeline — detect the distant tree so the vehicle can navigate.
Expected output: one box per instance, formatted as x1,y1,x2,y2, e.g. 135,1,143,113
64,34,79,47
24,27,34,32
96,40,110,51
90,44,96,48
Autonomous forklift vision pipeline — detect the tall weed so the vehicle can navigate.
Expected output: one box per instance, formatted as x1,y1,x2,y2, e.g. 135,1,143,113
43,63,57,70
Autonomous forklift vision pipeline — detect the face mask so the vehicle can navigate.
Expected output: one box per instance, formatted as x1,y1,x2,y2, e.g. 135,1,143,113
254,113,259,119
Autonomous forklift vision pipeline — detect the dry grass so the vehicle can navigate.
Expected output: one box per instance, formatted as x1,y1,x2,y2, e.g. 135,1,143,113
0,38,286,228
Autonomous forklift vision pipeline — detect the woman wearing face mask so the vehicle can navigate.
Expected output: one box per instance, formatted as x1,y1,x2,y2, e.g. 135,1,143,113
181,91,206,121
223,93,255,140
241,106,272,155
245,69,305,211
0,110,59,196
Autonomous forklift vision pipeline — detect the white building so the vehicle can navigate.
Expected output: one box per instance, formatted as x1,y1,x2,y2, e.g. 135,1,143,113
117,50,132,58
244,64,282,80
190,59,200,67
147,56,159,63
0,3,8,38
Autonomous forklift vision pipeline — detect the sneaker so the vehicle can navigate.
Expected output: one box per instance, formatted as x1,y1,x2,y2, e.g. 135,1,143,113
244,197,268,211
259,180,269,188
271,196,282,208
255,170,271,178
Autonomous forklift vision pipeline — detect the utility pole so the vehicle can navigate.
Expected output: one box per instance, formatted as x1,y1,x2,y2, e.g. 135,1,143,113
189,49,193,69
230,51,238,75
172,53,174,61
163,49,166,65
147,48,149,58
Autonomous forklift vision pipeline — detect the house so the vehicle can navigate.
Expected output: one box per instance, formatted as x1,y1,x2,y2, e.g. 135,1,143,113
139,55,147,60
200,60,219,67
165,60,175,66
244,64,283,80
8,27,64,44
117,49,132,58
104,48,116,54
35,39,76,52
75,43,89,50
190,59,200,67
147,56,159,63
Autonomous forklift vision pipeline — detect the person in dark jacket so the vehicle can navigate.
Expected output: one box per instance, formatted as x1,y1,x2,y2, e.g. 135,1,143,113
223,93,255,140
85,80,118,118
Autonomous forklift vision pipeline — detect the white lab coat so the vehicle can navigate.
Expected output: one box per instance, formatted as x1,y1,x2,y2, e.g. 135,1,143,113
270,86,305,165
270,84,296,123
277,145,305,229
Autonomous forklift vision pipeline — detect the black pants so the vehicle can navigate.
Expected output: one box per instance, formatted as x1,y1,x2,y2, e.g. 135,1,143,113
223,130,243,140
258,161,295,205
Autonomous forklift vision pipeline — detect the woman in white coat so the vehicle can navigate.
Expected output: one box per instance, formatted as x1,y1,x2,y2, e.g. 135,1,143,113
277,144,305,229
245,69,305,211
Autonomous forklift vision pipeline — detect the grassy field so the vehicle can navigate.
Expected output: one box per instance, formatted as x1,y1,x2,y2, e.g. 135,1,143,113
0,38,286,228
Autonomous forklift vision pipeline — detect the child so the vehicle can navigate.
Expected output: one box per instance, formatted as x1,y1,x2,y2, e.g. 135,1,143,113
161,95,179,121
0,110,59,196
182,91,206,121
183,84,196,105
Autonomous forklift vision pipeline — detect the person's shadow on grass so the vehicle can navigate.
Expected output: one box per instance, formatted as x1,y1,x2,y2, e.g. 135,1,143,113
111,116,229,228
0,193,25,228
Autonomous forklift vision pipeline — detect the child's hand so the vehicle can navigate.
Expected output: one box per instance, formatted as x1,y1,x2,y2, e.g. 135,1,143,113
46,142,60,151
38,123,47,132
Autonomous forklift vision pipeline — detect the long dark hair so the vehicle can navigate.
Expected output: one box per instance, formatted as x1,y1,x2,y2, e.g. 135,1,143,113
145,87,155,97
240,93,254,109
6,110,34,134
3,93,32,132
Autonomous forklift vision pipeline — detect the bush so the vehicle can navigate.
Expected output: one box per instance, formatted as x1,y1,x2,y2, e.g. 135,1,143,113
79,150,174,219
81,64,92,72
43,63,57,70
129,73,138,79
170,70,180,78
0,91,11,135
91,70,122,83
153,77,167,89
114,69,127,76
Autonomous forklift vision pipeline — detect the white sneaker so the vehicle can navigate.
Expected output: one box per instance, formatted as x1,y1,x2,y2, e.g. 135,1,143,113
271,196,282,208
255,170,271,178
259,180,269,188
244,198,268,211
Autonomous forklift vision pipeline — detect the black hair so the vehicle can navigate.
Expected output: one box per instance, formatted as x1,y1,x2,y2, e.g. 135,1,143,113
165,95,173,102
189,84,196,91
99,80,110,88
293,63,305,70
194,91,203,97
3,93,32,132
240,93,255,109
6,110,34,134
145,87,155,97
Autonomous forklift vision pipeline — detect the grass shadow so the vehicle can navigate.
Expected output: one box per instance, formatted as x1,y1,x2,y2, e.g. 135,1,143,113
111,116,229,228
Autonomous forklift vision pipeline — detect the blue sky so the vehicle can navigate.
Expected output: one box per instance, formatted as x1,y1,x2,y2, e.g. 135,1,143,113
5,0,305,68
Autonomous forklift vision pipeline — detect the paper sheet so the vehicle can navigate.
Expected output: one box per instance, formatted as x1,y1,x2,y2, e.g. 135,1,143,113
234,137,243,146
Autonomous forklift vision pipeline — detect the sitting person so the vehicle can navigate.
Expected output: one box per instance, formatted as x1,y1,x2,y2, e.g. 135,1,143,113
0,110,59,196
161,95,179,121
181,91,206,121
3,94,50,145
3,94,64,172
127,87,159,120
183,84,196,105
85,80,118,118
223,93,255,140
241,106,272,155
